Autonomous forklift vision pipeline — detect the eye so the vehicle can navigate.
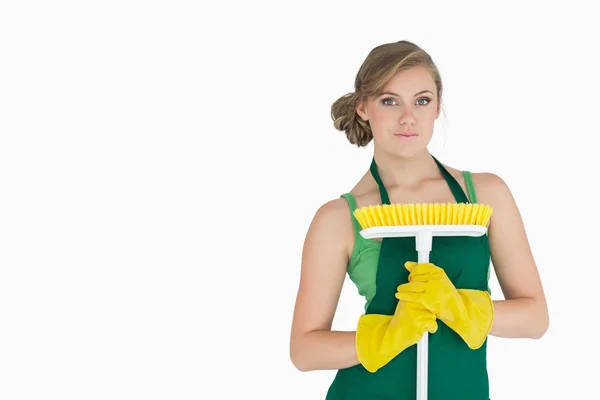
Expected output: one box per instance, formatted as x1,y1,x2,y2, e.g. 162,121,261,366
416,97,431,106
381,97,397,106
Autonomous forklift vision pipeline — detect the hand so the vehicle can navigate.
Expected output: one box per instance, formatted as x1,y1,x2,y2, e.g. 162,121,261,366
395,262,460,320
356,297,437,373
395,261,494,349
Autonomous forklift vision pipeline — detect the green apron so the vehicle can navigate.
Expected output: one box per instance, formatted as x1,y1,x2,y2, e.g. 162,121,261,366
326,155,491,400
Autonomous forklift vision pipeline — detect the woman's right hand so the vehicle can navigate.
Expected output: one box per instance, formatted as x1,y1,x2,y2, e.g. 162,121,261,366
355,298,438,373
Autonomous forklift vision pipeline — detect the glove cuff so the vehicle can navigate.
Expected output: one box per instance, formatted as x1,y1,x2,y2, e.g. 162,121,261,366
450,289,494,349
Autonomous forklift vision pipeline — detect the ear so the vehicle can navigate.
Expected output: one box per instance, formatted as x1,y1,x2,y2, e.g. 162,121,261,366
355,101,368,121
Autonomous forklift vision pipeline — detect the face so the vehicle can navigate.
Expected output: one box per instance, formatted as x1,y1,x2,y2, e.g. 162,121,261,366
356,66,440,158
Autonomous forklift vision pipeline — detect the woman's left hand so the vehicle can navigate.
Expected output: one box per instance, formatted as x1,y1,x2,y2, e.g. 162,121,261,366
396,261,494,349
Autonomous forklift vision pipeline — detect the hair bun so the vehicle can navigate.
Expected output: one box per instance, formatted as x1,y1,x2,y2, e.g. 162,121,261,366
331,92,373,147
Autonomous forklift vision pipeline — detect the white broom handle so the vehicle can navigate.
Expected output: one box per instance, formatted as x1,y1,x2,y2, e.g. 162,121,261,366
417,332,428,400
416,232,432,400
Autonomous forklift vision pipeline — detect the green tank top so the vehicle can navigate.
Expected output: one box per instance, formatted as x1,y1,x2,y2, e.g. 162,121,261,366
341,171,483,312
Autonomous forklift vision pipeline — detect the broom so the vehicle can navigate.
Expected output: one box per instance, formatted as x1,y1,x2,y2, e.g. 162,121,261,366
353,202,493,400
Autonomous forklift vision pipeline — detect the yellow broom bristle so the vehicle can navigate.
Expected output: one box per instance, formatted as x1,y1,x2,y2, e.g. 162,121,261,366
353,203,493,229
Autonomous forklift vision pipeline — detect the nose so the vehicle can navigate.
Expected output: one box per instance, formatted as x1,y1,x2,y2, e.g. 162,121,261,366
399,108,416,126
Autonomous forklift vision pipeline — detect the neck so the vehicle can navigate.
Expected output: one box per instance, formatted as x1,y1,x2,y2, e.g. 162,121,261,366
372,147,441,189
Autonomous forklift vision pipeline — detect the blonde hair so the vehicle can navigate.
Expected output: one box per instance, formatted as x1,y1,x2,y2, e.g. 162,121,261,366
331,40,443,147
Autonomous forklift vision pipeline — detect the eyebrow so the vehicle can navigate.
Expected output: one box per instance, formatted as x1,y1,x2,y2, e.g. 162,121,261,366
380,90,434,97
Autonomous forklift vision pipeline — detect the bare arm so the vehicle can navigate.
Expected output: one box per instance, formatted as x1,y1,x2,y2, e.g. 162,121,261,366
289,199,360,371
475,173,549,339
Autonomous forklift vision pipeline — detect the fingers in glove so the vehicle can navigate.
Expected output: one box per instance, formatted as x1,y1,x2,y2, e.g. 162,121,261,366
396,281,428,295
406,263,447,282
400,298,430,311
395,292,427,304
426,320,438,334
417,316,438,334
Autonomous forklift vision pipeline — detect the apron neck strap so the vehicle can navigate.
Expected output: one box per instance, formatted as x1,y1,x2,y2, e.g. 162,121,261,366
369,158,391,204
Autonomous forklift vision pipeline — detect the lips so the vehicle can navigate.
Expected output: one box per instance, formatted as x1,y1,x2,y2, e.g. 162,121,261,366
395,132,418,137
394,132,419,141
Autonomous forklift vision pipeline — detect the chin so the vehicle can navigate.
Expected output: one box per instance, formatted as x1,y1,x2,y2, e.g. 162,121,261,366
385,143,429,159
391,149,424,159
373,134,433,159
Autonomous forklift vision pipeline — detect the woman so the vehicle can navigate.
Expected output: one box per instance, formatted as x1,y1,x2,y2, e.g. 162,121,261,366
289,40,549,400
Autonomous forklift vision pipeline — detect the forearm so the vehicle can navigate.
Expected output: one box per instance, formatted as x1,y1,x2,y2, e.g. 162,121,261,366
489,297,549,339
290,330,359,371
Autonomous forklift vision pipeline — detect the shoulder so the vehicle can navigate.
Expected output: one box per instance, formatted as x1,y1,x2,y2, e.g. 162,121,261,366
305,197,355,256
466,172,520,228
468,172,512,205
441,164,515,211
313,197,354,224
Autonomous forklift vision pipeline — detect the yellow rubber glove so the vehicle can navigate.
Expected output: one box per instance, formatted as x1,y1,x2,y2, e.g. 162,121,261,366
356,299,438,373
395,262,494,350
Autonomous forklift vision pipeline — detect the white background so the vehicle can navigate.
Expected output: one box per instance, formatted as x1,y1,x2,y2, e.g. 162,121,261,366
1,1,598,399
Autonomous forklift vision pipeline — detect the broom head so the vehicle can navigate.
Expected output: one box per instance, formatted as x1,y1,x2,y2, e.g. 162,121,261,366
353,202,492,230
